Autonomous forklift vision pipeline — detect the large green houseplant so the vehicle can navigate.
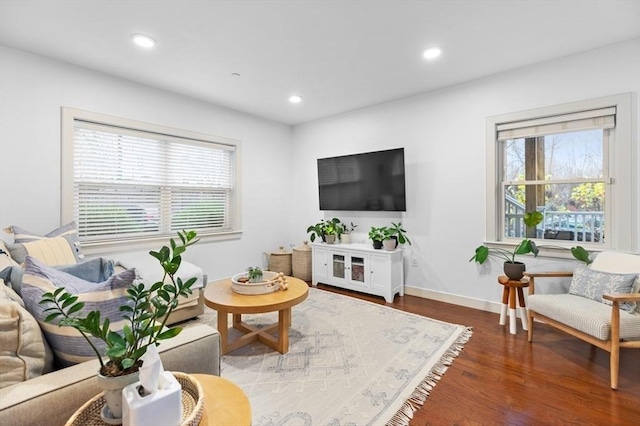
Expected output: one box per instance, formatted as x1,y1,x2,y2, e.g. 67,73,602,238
40,230,199,421
41,230,199,375
470,212,543,279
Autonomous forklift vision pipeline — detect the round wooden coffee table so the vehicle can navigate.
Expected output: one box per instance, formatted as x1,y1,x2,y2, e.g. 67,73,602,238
204,276,309,354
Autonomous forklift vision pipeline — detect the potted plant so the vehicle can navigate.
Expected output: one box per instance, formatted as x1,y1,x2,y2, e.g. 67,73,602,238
340,222,358,244
246,266,264,282
306,218,342,243
368,226,388,249
40,230,199,422
469,211,543,280
306,220,325,243
387,222,412,249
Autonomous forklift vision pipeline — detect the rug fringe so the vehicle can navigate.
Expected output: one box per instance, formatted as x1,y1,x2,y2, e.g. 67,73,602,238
386,327,473,426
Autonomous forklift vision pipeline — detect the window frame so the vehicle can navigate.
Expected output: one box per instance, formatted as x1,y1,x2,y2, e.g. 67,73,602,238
61,107,243,255
485,93,636,256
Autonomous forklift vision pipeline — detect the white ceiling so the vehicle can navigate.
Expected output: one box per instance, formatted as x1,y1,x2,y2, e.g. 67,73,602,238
1,1,639,125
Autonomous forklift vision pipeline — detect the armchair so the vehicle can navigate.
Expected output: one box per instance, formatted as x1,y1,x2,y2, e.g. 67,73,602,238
524,251,640,389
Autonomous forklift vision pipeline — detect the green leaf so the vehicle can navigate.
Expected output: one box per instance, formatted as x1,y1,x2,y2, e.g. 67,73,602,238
43,312,62,322
121,358,135,370
571,246,592,265
67,302,85,315
523,211,544,228
157,327,182,340
470,246,489,263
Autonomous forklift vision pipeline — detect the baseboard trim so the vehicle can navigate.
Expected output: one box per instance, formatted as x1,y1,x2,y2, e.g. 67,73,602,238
404,286,503,315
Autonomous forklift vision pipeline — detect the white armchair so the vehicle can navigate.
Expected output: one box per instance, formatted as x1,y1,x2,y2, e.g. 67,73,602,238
524,251,640,389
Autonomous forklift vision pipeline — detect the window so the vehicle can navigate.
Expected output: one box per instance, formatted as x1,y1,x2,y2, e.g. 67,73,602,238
486,94,636,253
62,108,241,249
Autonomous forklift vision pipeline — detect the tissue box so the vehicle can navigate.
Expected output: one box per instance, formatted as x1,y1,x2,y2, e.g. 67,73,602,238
122,371,182,426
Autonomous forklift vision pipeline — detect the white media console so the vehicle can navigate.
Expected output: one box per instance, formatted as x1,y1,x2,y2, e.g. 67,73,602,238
311,242,404,303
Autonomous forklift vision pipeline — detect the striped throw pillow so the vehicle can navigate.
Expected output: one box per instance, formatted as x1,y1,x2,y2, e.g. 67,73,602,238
5,222,84,264
21,256,136,367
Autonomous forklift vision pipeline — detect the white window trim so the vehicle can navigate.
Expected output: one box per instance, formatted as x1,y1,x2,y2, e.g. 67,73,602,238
485,93,636,255
61,107,243,254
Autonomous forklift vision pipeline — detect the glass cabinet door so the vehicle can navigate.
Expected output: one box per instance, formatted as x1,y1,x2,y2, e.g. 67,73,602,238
350,256,365,283
332,254,345,279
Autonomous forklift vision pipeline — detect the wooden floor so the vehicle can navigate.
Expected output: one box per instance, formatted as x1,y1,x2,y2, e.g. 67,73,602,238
315,284,640,426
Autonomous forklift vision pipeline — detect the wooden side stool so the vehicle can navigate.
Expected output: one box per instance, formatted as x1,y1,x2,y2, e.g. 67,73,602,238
497,276,529,335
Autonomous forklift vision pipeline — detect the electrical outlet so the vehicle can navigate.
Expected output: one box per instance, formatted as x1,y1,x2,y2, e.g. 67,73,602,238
411,257,418,267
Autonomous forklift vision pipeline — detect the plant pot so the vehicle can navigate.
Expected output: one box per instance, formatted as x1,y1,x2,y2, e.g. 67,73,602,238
503,261,526,280
340,233,351,244
325,235,336,244
97,370,140,424
383,239,396,251
372,240,383,249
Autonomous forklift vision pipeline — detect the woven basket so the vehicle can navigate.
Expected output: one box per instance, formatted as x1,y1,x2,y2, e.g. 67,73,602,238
64,372,204,426
292,241,312,281
267,247,292,275
175,372,205,426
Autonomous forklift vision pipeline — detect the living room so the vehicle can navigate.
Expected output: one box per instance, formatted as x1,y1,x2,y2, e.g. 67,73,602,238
1,1,639,425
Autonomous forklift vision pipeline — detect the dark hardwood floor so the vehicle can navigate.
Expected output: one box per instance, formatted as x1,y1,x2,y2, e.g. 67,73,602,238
315,284,640,426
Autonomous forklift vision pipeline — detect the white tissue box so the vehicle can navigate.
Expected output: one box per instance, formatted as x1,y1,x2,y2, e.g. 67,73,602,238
122,371,182,426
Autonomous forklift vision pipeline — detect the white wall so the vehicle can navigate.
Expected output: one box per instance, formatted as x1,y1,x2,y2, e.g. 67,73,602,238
2,39,638,311
0,46,293,281
290,39,640,311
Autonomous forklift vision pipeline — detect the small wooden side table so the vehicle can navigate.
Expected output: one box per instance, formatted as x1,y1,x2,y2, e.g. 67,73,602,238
193,374,251,426
498,276,529,335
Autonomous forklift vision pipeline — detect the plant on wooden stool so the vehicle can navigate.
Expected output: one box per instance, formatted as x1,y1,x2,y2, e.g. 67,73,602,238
470,211,543,279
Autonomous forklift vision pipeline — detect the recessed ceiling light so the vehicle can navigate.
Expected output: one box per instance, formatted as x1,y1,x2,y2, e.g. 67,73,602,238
422,47,442,60
131,33,156,49
289,95,303,104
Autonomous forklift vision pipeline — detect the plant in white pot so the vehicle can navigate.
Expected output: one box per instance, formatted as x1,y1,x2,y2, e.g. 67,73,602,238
340,222,358,244
40,230,199,423
469,212,543,280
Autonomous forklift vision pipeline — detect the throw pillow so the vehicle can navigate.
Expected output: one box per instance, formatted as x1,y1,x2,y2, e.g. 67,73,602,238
7,236,79,266
5,222,84,263
20,256,137,367
0,283,54,389
569,264,638,313
57,257,115,283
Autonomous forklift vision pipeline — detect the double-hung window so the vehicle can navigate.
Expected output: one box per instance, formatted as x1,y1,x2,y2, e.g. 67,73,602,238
486,93,636,253
62,108,241,250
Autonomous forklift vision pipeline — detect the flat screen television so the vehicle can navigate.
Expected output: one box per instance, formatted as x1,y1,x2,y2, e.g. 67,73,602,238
317,148,406,211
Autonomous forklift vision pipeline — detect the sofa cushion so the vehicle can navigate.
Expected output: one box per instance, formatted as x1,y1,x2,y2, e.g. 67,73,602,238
569,264,638,312
21,256,136,367
528,293,640,341
0,283,54,389
5,222,84,264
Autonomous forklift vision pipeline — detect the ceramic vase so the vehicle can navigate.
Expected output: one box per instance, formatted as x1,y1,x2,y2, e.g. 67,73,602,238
97,371,140,424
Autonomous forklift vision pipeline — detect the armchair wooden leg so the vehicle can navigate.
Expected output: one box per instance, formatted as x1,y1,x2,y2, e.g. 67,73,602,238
610,302,621,390
527,311,534,343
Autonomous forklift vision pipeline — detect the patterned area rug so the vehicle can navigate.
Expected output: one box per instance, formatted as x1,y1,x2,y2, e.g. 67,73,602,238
188,288,472,425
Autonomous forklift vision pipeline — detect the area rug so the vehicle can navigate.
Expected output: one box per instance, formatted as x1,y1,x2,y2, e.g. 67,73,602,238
188,288,472,425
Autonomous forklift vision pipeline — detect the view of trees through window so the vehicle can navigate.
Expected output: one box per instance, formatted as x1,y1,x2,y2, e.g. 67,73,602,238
502,129,606,243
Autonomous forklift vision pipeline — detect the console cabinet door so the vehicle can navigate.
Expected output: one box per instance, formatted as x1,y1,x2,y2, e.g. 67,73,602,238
369,254,390,291
347,254,368,288
312,247,329,286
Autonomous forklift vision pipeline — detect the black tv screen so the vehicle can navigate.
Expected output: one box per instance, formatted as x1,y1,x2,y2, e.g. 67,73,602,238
317,148,406,211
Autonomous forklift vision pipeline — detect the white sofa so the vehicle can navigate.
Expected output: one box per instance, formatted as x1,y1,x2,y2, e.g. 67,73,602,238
0,241,220,426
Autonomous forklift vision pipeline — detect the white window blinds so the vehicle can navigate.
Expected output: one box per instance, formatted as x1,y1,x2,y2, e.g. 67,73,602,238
72,120,235,241
496,107,615,140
